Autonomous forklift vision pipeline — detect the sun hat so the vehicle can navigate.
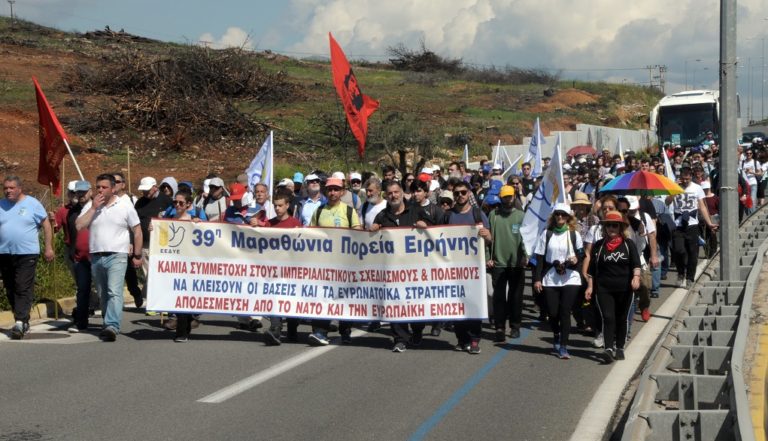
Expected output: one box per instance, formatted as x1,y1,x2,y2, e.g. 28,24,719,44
601,210,628,225
305,173,320,182
277,178,293,188
439,190,454,202
570,191,591,206
349,172,362,181
552,202,572,216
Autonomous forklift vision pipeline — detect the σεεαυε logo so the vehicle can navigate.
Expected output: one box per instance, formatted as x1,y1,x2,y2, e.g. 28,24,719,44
158,222,185,248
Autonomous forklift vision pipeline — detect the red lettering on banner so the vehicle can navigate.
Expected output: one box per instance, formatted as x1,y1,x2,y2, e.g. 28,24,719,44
326,303,344,316
348,304,368,317
430,302,466,316
252,299,274,313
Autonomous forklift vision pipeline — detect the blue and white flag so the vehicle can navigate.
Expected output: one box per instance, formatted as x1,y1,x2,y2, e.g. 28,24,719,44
520,133,565,256
525,117,545,177
463,144,469,166
245,131,274,197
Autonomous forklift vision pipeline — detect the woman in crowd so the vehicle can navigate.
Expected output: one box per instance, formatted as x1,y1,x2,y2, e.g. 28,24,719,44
533,202,584,360
585,210,641,363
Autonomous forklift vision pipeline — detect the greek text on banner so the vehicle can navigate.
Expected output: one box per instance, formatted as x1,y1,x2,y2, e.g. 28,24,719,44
147,219,488,322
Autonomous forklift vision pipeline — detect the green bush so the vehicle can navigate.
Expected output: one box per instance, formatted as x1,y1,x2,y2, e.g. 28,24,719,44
0,231,76,311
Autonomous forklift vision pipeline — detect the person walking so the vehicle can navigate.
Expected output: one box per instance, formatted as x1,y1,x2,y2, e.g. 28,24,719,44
0,176,55,339
76,174,142,342
585,210,641,363
533,203,584,360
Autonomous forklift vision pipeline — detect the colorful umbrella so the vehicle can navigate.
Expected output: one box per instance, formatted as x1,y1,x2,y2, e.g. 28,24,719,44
599,170,684,196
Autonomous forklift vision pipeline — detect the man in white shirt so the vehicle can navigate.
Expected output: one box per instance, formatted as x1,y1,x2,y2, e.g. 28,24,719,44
664,167,718,289
76,173,142,342
361,177,386,230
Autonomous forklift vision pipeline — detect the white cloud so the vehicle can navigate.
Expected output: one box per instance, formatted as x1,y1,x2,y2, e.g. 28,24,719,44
285,0,765,94
198,27,253,49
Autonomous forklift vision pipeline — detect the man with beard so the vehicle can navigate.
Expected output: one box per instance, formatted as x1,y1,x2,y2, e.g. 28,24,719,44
371,181,426,352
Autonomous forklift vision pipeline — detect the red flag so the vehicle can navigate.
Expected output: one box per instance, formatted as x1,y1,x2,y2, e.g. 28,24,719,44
34,77,69,196
329,33,379,158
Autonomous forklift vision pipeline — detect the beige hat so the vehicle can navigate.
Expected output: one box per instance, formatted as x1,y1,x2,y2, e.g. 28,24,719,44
570,191,592,206
439,190,454,201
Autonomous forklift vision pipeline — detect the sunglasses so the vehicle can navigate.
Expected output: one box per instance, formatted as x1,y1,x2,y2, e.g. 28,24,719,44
405,178,414,182
173,200,187,206
351,180,362,184
114,180,123,184
605,222,622,229
307,179,320,184
326,187,342,192
554,212,569,217
453,190,468,196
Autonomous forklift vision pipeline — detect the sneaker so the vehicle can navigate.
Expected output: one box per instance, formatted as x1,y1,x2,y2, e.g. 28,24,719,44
68,325,80,334
265,328,282,346
454,342,470,352
603,348,615,364
366,321,382,332
468,339,481,354
558,346,570,359
308,332,329,346
616,348,626,360
430,325,442,337
510,328,521,339
494,329,506,343
173,336,189,343
340,332,352,344
641,308,651,322
553,334,561,353
410,331,423,347
10,321,25,340
593,333,604,348
99,327,117,342
392,342,407,353
677,277,687,289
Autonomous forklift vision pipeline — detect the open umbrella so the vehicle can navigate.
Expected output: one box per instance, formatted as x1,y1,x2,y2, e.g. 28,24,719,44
599,170,684,196
566,145,597,157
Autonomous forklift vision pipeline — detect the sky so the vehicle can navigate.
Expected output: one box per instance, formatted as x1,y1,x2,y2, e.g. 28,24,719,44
8,0,768,122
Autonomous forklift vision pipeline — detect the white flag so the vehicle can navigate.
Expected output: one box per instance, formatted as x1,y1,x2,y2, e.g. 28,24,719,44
463,144,470,166
245,131,274,197
525,117,545,177
521,133,566,256
616,136,624,162
662,148,675,180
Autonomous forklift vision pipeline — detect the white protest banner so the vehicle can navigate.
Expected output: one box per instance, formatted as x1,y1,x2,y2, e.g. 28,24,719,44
147,220,487,322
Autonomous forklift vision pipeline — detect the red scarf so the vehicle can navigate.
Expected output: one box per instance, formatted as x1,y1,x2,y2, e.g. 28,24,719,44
605,236,623,252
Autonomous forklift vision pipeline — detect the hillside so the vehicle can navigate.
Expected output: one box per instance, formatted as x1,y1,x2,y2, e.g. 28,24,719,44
0,16,663,198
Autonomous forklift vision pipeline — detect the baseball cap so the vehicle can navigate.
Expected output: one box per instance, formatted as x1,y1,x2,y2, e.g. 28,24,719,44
137,177,157,191
293,172,304,183
305,173,320,182
484,195,501,206
499,185,515,198
420,167,434,175
74,181,91,192
439,190,454,202
492,163,503,171
277,178,293,187
325,178,344,188
701,180,711,190
208,177,225,188
67,180,78,192
331,171,346,180
552,202,572,216
229,183,247,201
349,172,362,182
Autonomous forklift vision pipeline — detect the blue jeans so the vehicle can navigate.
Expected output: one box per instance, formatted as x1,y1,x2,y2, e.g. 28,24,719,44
92,253,128,332
651,249,661,294
73,259,92,329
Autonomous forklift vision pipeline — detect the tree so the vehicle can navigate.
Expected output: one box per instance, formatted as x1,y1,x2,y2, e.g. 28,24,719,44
368,112,438,177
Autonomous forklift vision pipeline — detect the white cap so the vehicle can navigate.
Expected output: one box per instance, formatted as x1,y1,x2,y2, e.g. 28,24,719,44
624,195,640,210
350,172,362,181
420,167,434,175
277,178,293,187
203,178,211,194
67,180,78,192
603,173,615,180
701,180,711,190
552,202,572,215
305,174,320,182
137,177,157,191
432,164,441,172
332,171,346,180
429,180,441,192
492,163,503,170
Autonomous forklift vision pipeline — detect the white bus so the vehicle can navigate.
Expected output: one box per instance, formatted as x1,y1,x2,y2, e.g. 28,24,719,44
650,89,741,148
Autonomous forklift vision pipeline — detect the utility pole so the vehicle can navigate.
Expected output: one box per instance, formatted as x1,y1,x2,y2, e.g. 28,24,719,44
659,65,667,93
7,0,15,31
719,0,738,281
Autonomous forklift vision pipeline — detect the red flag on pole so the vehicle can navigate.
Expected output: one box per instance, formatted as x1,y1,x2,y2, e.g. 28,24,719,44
329,32,379,158
34,77,69,196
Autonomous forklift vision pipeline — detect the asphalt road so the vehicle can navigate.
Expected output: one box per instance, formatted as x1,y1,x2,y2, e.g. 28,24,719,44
0,273,682,441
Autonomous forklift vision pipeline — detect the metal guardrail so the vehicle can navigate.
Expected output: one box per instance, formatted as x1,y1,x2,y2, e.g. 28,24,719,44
621,207,768,441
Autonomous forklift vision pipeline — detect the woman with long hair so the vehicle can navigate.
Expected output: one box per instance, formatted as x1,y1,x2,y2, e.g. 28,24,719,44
533,203,584,359
585,210,641,363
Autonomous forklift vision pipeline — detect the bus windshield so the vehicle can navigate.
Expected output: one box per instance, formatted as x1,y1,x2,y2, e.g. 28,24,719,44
658,103,717,147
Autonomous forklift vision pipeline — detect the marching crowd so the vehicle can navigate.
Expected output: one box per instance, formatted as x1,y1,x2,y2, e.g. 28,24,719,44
4,133,764,363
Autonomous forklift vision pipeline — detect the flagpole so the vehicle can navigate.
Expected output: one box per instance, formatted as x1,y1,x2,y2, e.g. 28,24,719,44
48,183,59,320
502,154,523,178
268,130,274,197
126,145,132,194
61,157,66,200
63,139,84,180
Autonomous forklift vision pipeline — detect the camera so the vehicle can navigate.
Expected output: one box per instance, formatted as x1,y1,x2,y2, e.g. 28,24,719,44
553,260,566,275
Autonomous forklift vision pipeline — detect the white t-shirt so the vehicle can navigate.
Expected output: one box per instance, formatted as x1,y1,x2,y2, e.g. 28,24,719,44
741,158,759,186
363,199,387,230
583,224,602,245
80,197,141,253
533,229,584,287
673,182,705,227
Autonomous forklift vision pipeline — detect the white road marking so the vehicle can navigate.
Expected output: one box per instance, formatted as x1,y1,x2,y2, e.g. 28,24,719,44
197,329,368,404
568,260,709,441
